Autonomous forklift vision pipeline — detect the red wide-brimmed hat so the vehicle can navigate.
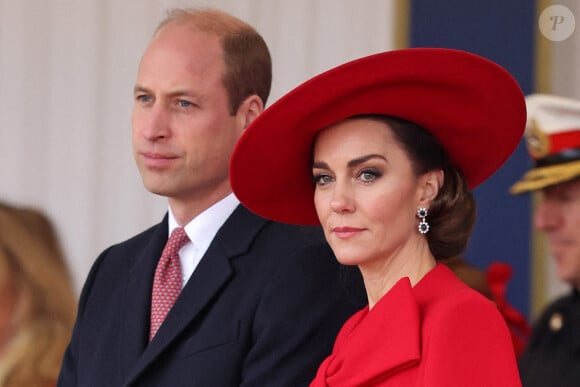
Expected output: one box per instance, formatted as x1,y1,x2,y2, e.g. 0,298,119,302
230,48,526,225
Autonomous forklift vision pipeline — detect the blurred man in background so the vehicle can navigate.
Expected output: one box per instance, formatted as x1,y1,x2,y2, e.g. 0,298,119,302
511,93,580,386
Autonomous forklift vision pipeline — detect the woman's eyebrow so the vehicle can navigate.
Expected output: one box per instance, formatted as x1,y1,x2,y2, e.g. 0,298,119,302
312,154,387,169
347,154,387,168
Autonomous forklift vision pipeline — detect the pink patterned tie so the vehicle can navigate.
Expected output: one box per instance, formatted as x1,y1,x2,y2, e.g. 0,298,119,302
149,227,189,341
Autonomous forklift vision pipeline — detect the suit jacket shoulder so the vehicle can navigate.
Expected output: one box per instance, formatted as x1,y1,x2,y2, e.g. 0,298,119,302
519,289,580,387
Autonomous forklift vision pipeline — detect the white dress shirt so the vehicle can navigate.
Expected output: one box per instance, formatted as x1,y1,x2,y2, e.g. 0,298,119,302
167,193,240,287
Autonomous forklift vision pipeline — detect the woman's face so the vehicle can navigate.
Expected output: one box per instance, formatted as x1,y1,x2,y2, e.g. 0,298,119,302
312,118,434,271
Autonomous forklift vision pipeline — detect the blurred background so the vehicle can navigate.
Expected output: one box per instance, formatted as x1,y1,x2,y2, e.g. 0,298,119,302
0,0,577,322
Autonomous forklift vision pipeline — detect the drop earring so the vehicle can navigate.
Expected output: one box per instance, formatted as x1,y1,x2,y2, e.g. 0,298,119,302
416,207,429,234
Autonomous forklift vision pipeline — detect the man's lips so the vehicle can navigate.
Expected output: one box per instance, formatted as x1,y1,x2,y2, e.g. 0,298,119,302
332,226,365,239
547,235,574,248
139,152,179,168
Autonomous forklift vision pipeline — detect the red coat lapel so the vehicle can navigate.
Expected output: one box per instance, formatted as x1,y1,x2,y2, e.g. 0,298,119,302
313,277,421,386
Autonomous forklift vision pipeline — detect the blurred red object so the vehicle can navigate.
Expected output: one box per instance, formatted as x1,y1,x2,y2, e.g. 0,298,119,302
486,262,531,357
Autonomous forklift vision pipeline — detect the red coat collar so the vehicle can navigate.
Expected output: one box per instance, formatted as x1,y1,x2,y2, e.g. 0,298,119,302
312,275,421,386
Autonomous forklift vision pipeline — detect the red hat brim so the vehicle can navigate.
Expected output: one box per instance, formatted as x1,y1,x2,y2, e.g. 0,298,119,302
230,48,526,225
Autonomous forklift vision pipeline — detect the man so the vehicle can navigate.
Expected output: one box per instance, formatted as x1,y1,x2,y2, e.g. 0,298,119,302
511,93,580,386
58,8,364,387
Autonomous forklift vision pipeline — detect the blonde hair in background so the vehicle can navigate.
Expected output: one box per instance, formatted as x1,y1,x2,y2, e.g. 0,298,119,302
0,203,77,387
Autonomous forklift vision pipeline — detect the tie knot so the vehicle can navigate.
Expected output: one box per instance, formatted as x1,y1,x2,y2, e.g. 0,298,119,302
167,227,189,253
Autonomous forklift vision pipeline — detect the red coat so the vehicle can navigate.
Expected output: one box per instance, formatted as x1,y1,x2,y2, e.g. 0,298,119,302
311,264,521,386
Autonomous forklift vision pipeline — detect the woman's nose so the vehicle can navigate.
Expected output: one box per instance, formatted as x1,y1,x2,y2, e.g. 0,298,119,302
329,182,355,214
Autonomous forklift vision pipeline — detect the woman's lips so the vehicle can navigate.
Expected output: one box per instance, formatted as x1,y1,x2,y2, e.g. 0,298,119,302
332,226,364,239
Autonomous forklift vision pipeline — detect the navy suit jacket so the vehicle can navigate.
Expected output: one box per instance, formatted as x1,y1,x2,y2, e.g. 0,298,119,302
58,205,365,386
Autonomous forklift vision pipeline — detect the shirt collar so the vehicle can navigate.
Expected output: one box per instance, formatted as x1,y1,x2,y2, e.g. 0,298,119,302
167,193,240,252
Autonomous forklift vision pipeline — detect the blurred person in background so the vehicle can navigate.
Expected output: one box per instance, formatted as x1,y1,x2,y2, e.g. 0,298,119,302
0,202,77,387
511,94,580,386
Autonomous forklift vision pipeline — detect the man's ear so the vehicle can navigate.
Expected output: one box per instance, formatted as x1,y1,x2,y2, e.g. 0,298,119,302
236,95,264,130
419,169,444,206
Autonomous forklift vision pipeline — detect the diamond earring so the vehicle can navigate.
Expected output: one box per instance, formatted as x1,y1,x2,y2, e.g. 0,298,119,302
416,207,429,234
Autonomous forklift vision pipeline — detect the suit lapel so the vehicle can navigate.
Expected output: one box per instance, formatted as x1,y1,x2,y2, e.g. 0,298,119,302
119,217,168,380
122,206,268,386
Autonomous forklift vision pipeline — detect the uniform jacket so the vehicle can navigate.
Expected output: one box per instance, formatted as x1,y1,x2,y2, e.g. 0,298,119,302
311,264,521,386
57,206,365,387
518,289,580,387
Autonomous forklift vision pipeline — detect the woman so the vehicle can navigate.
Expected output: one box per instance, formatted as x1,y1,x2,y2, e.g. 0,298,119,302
230,48,525,386
0,202,77,387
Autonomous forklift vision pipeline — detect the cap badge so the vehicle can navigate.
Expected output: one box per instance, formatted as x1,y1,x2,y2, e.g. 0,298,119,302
526,120,551,159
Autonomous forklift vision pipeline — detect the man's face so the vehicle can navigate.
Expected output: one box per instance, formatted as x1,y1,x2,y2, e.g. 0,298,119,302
534,178,580,287
132,24,244,207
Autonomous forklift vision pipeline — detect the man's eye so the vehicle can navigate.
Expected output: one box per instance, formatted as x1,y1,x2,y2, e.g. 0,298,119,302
136,94,152,103
177,100,194,108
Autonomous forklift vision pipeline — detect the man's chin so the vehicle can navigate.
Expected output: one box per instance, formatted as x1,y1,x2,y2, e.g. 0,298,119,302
142,181,174,197
555,263,579,286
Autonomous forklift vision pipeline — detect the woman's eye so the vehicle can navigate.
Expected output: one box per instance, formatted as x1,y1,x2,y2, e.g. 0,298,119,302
313,173,333,185
359,169,380,182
